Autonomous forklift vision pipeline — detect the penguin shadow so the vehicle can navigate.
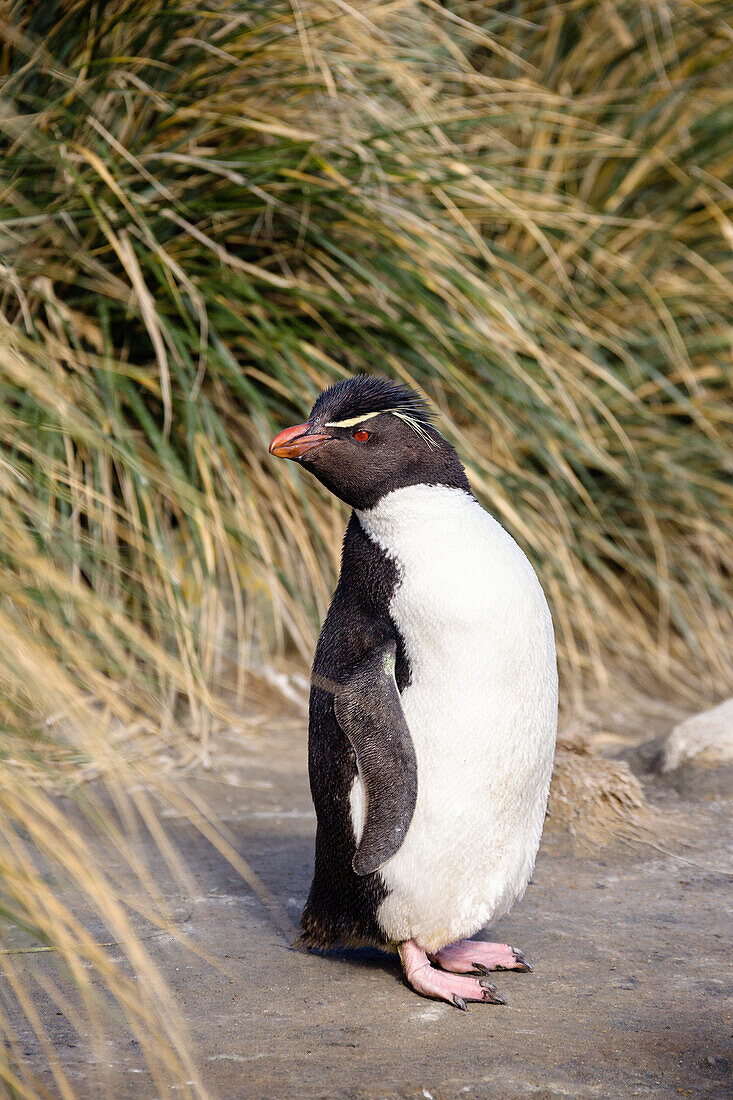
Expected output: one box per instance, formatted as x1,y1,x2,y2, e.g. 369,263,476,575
220,828,403,981
304,943,400,982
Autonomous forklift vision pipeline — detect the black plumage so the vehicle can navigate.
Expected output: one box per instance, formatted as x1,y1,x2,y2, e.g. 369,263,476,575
300,514,410,948
300,378,469,511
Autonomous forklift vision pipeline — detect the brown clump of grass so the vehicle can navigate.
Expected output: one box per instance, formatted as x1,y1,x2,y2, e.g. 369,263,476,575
547,736,654,849
0,0,731,1089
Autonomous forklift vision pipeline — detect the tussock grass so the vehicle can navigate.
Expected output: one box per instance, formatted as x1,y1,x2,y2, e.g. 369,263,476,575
0,0,731,1089
547,736,654,849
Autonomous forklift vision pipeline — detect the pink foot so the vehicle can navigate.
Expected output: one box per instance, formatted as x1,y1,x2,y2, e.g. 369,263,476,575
399,940,506,1010
430,938,533,974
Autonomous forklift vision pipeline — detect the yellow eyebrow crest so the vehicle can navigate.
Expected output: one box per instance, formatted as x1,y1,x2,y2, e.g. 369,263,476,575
324,407,439,449
324,410,384,429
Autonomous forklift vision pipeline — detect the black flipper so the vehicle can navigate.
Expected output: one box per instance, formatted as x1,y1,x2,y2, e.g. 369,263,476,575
333,640,417,877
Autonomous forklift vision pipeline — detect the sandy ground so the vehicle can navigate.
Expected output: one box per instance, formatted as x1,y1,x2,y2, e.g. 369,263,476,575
3,714,732,1099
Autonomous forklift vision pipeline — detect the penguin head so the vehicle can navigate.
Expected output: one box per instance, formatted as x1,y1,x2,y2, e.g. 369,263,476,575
269,374,471,509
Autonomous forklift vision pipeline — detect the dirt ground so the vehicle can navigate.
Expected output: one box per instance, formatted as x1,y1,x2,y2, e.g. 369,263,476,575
4,710,732,1099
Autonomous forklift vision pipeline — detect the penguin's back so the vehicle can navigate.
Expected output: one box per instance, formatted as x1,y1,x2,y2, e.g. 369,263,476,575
300,512,409,949
355,484,558,952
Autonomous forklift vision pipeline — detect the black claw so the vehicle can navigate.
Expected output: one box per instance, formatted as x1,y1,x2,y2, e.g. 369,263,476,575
452,994,468,1012
473,962,491,975
494,948,532,973
478,980,506,1004
511,949,532,972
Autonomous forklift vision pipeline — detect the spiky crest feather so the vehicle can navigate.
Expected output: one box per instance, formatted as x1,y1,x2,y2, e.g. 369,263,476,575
310,375,432,428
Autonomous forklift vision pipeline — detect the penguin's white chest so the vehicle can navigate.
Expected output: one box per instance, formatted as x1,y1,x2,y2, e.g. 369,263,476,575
355,484,558,951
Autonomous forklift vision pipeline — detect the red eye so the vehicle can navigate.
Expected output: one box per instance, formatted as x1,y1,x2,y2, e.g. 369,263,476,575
353,429,370,442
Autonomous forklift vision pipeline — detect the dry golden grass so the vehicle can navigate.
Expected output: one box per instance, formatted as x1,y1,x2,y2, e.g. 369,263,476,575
0,0,731,1092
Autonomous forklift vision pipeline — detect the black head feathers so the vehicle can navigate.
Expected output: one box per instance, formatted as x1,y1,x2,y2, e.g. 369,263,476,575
270,372,471,509
310,375,433,429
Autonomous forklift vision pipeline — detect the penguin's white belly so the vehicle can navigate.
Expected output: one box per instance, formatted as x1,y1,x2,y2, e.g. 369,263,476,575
355,484,558,951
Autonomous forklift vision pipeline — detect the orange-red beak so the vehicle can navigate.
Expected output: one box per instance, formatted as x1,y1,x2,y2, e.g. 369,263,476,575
269,421,331,461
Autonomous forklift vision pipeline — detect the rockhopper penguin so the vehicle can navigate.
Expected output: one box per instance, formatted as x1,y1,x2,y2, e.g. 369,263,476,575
269,375,558,1008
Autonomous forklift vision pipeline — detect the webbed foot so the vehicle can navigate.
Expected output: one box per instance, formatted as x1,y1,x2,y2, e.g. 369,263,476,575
398,939,506,1009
